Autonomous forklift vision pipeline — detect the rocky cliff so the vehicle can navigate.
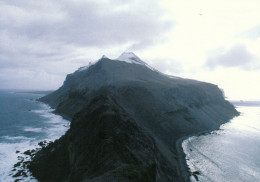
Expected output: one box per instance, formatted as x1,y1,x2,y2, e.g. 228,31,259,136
29,53,238,182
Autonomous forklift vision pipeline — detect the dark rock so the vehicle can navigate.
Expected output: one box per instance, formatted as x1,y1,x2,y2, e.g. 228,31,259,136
14,161,22,168
23,150,32,156
193,171,200,175
38,141,47,147
192,171,200,181
12,170,26,177
17,156,24,161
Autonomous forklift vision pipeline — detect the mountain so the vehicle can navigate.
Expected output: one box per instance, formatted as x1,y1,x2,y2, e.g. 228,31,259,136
28,52,238,182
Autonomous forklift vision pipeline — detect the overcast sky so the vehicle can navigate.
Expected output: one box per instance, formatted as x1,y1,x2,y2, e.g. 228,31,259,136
0,0,259,100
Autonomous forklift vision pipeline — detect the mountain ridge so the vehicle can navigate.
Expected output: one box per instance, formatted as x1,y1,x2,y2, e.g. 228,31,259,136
29,53,239,182
78,52,159,74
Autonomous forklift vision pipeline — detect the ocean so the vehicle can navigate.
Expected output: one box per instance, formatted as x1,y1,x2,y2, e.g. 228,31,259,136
1,90,260,182
0,90,69,182
183,103,260,182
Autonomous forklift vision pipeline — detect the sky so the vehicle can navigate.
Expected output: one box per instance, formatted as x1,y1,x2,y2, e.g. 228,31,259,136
0,0,260,100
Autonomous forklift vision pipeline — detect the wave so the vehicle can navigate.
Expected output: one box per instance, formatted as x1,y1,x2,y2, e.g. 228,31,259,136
0,101,70,181
182,106,260,182
0,139,38,182
24,127,42,133
1,136,31,141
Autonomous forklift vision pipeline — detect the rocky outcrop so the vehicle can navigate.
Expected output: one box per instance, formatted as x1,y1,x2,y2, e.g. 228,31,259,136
29,54,238,182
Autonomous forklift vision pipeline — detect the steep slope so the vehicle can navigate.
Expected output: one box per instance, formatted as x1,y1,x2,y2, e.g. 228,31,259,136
29,53,238,182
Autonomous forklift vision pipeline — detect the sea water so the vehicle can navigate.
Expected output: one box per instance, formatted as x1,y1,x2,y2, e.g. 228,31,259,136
1,90,260,182
183,103,260,182
0,90,69,182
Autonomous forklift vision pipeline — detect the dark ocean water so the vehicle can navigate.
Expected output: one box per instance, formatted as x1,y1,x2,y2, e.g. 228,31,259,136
0,90,69,181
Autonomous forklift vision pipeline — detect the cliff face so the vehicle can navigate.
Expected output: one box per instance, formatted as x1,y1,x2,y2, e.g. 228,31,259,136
29,54,238,182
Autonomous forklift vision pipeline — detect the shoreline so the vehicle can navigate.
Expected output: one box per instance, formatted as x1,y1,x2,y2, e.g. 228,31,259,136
31,98,238,181
31,101,234,182
10,100,70,181
32,100,215,182
175,124,226,182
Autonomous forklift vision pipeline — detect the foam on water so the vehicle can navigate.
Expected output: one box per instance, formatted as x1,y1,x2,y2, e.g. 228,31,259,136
0,98,69,182
24,127,43,132
183,106,260,182
1,136,31,141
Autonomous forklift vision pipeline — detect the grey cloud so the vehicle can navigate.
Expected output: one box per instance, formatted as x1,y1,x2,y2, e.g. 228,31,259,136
0,68,65,90
0,0,173,89
0,0,172,79
205,45,259,70
148,58,183,74
0,0,172,52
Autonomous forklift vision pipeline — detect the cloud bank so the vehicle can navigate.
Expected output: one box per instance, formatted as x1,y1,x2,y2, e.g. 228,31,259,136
0,0,172,89
205,45,259,70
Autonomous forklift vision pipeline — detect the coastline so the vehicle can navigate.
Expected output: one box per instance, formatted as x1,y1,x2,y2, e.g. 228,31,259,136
10,100,70,181
31,101,236,182
175,106,260,182
175,124,228,182
30,95,239,181
176,135,192,182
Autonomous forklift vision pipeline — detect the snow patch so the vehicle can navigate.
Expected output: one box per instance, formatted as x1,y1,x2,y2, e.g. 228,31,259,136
77,55,109,72
75,52,179,80
116,52,160,72
116,52,144,65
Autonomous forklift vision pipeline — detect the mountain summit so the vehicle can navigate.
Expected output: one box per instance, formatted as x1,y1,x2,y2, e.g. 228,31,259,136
29,53,238,182
78,52,154,73
116,52,145,65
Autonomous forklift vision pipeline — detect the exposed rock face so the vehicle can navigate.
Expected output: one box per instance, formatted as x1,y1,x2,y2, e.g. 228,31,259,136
29,54,238,182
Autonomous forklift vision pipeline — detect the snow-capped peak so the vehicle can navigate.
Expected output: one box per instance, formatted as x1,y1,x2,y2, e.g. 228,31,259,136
77,52,162,75
116,52,160,72
116,52,145,65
